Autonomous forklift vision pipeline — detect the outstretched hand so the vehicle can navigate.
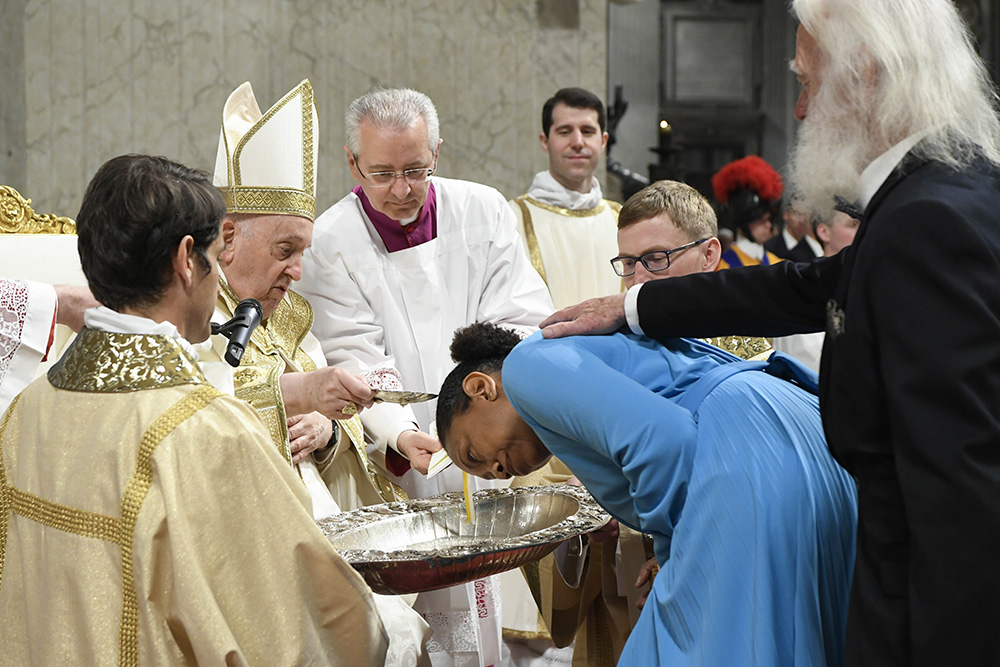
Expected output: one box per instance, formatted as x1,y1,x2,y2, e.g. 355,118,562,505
54,284,100,332
540,293,628,339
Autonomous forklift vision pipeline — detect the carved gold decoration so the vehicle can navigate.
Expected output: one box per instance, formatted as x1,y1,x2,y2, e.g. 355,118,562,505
0,185,76,235
702,335,773,361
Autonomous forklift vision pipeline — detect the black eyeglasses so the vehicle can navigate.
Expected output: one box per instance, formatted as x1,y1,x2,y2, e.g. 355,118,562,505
610,238,708,277
354,154,436,189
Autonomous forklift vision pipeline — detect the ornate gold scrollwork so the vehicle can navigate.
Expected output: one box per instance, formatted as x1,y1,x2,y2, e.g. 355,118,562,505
0,185,76,235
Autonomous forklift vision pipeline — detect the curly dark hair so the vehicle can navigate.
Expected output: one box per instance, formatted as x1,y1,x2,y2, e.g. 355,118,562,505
436,322,522,448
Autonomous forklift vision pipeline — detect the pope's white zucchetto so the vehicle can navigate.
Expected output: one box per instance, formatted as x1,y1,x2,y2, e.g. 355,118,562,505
213,79,318,221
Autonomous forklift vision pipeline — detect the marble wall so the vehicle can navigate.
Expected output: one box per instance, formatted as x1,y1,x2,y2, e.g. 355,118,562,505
2,0,607,218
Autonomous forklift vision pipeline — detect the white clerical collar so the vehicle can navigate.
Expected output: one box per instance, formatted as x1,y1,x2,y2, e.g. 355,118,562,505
857,129,933,211
84,305,198,358
734,235,766,261
803,234,824,257
526,170,603,210
782,228,798,252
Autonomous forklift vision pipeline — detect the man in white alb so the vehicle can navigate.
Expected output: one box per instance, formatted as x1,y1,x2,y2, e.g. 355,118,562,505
297,87,553,667
510,87,622,310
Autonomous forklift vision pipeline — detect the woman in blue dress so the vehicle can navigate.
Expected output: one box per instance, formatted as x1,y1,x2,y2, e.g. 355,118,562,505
436,322,857,667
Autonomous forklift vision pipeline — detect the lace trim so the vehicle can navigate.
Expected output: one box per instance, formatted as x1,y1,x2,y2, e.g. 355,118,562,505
0,279,30,387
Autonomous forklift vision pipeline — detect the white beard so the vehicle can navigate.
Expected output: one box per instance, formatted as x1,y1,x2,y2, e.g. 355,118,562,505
788,97,872,222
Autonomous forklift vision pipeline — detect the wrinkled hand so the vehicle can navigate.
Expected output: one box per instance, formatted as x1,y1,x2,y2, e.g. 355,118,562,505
280,366,375,420
634,557,659,610
396,430,442,475
54,284,100,332
288,411,333,465
540,293,628,339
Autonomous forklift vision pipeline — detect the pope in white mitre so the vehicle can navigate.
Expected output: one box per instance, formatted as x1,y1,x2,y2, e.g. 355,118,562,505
200,79,432,665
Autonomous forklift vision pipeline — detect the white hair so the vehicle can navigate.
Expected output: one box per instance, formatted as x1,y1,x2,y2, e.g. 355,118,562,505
793,0,1000,167
344,87,440,157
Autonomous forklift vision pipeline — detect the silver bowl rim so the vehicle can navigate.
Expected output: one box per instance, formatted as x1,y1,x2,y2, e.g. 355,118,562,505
317,484,610,563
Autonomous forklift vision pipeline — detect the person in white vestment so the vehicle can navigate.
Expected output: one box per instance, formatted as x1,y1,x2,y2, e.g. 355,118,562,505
510,87,622,311
0,278,95,415
296,87,554,667
505,86,624,666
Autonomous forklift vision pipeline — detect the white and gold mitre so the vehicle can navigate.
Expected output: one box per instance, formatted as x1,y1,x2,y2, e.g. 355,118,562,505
213,79,318,220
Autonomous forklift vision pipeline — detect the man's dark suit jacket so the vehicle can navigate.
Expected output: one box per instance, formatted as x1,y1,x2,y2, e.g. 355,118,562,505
633,155,1000,666
764,232,819,263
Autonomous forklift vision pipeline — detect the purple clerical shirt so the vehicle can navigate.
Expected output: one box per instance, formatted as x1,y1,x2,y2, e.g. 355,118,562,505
353,183,438,252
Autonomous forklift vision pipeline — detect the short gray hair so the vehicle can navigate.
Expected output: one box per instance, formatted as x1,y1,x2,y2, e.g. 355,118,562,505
345,87,441,157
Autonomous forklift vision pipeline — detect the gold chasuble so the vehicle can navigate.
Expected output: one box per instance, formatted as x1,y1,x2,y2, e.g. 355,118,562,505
0,329,388,665
209,278,402,508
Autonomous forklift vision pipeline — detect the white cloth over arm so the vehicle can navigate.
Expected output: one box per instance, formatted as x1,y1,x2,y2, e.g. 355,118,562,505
0,278,56,415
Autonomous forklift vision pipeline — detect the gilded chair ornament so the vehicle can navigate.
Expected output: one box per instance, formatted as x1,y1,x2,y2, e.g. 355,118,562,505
0,185,76,235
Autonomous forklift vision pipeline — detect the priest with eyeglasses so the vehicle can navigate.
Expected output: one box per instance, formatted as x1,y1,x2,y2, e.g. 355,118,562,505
297,87,553,667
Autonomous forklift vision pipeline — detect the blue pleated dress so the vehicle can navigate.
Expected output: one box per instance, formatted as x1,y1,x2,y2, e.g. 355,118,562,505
503,332,857,667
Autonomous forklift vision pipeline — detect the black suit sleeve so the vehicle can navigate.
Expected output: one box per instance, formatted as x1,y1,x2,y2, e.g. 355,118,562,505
635,254,843,340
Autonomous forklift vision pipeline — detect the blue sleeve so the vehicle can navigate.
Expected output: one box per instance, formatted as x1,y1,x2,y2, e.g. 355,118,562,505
502,333,698,542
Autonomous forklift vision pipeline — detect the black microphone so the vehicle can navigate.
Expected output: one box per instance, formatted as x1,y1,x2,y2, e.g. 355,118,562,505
210,298,262,367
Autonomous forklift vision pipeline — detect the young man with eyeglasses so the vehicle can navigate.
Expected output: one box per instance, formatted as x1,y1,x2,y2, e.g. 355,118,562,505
614,180,722,286
296,87,552,667
508,87,623,310
615,180,773,361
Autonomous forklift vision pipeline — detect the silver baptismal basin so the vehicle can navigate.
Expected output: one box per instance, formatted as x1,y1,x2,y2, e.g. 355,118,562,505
317,484,610,595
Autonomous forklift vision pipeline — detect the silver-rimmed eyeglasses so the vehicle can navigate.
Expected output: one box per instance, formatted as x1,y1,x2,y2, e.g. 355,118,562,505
610,238,708,277
354,154,435,189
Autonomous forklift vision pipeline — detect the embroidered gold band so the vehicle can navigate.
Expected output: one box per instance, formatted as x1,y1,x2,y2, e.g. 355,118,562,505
221,187,315,220
514,198,548,285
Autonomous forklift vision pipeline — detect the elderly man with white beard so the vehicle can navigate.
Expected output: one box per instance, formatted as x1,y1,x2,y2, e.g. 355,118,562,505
538,0,1000,665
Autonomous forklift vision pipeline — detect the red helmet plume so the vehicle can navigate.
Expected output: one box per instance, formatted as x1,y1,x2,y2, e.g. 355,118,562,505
711,156,783,204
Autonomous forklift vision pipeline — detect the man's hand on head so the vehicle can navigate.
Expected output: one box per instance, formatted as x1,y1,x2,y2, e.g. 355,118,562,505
396,430,442,475
540,293,628,339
